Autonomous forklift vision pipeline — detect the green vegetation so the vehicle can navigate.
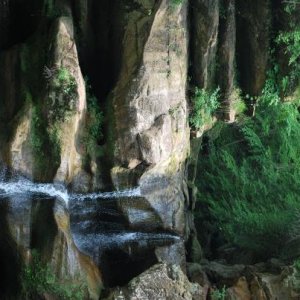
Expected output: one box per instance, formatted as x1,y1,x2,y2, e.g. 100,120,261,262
54,67,77,96
48,66,78,122
30,104,61,172
231,89,246,115
211,286,227,300
82,79,104,160
195,0,300,260
21,251,85,300
276,1,300,95
31,106,47,168
189,87,220,130
196,80,300,258
170,0,184,6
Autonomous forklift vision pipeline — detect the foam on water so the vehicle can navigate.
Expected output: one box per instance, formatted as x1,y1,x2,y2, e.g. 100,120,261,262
74,232,181,252
73,188,141,201
0,179,70,203
0,176,141,204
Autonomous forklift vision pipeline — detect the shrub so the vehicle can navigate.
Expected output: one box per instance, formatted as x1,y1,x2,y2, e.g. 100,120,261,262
196,84,300,258
190,87,220,130
21,251,86,300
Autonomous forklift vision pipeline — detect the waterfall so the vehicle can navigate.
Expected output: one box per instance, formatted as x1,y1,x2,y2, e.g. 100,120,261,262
0,176,141,204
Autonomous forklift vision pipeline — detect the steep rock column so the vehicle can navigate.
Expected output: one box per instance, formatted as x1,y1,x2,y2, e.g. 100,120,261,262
217,0,236,122
110,0,189,265
236,0,271,102
49,16,89,189
190,0,220,89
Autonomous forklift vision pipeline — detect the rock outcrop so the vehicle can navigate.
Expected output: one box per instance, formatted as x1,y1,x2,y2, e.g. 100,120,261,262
107,263,203,300
108,0,189,265
188,260,300,300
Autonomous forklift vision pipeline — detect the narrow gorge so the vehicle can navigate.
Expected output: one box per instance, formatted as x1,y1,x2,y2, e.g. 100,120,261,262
0,0,300,299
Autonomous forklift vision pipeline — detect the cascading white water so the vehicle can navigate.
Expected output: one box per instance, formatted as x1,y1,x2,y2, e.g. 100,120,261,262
0,179,69,203
0,176,141,204
0,169,182,287
75,232,181,254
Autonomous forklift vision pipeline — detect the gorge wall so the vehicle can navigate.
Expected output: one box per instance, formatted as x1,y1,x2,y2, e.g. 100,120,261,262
0,0,299,299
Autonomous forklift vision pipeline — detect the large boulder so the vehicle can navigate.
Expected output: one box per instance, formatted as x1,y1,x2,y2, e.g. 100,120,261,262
107,263,203,300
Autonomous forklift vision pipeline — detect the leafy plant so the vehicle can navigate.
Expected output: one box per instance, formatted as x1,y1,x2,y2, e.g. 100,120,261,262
53,67,77,97
277,29,300,67
211,286,227,300
283,0,300,15
275,1,300,95
190,87,220,130
21,251,86,300
48,66,78,122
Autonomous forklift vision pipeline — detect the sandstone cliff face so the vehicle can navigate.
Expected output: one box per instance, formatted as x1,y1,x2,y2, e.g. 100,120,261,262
109,0,189,265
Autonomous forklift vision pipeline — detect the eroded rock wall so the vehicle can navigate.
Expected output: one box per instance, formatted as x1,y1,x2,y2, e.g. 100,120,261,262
1,0,300,298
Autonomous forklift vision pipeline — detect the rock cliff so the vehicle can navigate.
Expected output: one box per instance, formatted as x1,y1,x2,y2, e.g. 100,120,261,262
0,0,299,299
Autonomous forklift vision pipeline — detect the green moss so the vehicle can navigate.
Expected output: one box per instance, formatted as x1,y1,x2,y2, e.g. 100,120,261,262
30,106,47,168
80,79,104,165
30,104,61,178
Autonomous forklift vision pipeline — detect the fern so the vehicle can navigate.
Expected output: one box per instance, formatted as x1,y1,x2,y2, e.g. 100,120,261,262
196,96,300,259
